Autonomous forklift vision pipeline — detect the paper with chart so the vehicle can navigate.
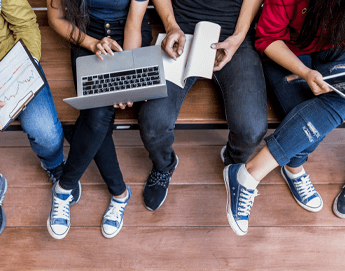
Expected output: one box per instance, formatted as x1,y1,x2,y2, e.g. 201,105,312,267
156,21,221,88
0,40,45,130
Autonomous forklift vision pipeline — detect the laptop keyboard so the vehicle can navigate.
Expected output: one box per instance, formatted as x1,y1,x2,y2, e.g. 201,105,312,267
81,66,161,96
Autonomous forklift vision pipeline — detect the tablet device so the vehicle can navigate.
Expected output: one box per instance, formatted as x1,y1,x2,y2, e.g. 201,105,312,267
0,40,47,131
323,72,345,99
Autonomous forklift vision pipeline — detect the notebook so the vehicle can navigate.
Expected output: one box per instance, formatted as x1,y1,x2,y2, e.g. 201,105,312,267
63,45,167,110
0,40,47,131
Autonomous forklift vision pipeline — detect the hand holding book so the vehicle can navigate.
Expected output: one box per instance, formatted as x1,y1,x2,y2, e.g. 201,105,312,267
156,21,221,88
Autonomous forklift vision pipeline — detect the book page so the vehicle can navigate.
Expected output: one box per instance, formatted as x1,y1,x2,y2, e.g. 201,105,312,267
155,33,193,88
0,41,45,129
183,21,221,82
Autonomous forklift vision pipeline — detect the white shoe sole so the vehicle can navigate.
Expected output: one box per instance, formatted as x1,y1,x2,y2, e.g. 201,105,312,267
223,166,247,236
281,167,323,213
220,145,226,164
333,191,345,218
101,219,124,239
47,216,70,240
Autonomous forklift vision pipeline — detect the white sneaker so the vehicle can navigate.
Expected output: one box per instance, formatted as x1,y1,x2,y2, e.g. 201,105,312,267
47,182,73,239
102,186,131,238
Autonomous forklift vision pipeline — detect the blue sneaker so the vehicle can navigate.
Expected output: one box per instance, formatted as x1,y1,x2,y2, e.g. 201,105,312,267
47,182,74,239
281,166,323,212
333,185,345,218
223,164,259,236
41,159,66,184
143,155,179,211
102,186,132,238
220,145,232,166
0,174,8,235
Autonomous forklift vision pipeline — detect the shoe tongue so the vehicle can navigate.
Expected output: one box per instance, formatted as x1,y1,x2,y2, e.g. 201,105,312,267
56,193,71,201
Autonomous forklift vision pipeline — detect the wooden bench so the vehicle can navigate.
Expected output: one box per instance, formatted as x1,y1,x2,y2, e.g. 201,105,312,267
7,2,281,131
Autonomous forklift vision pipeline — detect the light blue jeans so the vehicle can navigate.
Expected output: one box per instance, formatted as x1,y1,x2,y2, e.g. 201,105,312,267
263,49,345,167
16,62,64,169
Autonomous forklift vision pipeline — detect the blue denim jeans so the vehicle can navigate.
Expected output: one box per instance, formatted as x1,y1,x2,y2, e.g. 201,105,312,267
263,49,345,167
59,15,152,196
17,62,64,169
138,34,267,172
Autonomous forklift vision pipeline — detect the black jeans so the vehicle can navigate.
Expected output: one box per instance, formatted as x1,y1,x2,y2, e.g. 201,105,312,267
60,15,152,196
138,28,267,172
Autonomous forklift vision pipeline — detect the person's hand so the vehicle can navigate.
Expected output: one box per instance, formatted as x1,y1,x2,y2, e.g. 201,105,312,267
211,35,243,71
91,37,123,60
113,101,133,110
0,100,5,130
304,69,332,96
161,26,186,60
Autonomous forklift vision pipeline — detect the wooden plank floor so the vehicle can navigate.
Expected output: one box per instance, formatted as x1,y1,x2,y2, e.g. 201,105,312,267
1,129,345,270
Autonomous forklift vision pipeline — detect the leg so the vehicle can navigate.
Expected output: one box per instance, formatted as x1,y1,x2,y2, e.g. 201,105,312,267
60,106,124,192
214,40,267,165
18,62,64,169
138,77,197,210
138,77,197,172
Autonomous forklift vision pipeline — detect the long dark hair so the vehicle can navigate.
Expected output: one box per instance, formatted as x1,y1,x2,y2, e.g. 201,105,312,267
296,0,345,58
50,0,89,45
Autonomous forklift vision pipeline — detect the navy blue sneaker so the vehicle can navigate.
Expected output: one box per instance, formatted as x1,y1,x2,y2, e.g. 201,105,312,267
223,164,259,236
102,186,132,238
47,181,80,239
0,174,8,235
143,155,179,211
333,186,345,218
41,159,66,184
220,145,232,166
281,166,323,212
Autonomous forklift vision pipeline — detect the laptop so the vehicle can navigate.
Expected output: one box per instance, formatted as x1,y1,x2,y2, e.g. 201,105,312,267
63,45,167,110
323,72,345,99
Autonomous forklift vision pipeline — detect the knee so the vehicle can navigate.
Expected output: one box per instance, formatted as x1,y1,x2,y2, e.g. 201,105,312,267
27,122,64,153
80,107,114,133
139,114,174,144
234,122,267,147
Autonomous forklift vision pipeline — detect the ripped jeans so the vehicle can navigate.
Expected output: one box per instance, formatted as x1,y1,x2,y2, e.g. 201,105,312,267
263,49,345,167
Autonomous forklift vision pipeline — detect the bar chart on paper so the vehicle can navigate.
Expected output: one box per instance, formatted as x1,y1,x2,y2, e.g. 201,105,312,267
0,41,45,128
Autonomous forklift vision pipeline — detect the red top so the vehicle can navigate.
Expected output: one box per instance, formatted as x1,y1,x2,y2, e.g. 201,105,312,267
255,0,331,56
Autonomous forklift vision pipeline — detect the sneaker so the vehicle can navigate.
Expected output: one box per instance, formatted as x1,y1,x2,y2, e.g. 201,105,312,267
281,166,323,212
333,186,345,218
0,174,8,234
143,155,179,211
220,145,226,164
41,160,81,206
223,164,259,236
47,182,74,239
101,186,132,238
41,159,65,184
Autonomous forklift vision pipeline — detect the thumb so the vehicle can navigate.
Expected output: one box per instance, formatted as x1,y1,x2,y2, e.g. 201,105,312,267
211,42,225,50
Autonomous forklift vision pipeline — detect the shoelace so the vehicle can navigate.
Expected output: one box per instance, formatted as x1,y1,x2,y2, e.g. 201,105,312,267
104,200,126,222
42,160,65,184
238,188,259,216
294,175,316,201
147,169,173,188
52,194,73,221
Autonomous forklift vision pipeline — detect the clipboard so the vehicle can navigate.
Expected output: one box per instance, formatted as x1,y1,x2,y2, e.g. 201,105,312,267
0,39,47,131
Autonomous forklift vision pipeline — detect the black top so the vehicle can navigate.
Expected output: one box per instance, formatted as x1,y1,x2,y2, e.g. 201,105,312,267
172,0,244,39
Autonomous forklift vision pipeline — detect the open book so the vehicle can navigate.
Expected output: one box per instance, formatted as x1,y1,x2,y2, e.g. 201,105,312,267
155,21,221,88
